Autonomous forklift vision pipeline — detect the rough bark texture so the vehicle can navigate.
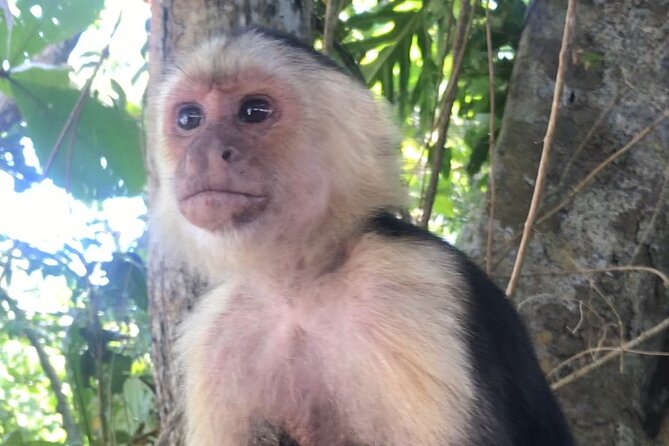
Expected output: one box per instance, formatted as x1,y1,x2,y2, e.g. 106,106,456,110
146,2,312,445
464,0,669,444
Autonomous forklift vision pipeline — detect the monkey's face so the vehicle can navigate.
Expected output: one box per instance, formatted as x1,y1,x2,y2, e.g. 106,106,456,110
155,33,405,250
160,70,321,235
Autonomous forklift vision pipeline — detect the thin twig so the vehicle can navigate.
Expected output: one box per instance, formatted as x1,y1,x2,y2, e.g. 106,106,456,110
548,346,669,379
416,3,454,204
505,0,578,296
551,316,669,390
567,300,585,334
0,291,83,445
484,0,497,274
323,0,340,56
64,102,81,192
586,276,625,372
518,265,669,287
429,3,455,131
405,145,428,187
561,252,626,367
419,0,474,228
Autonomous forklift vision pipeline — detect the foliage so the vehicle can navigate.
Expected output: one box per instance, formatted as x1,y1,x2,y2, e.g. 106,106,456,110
0,0,145,202
0,0,152,444
0,240,154,445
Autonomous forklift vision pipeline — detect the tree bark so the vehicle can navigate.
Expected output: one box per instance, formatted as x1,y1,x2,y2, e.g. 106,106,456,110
146,2,313,445
464,0,669,444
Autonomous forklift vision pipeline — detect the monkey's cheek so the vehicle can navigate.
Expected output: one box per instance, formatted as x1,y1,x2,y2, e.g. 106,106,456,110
178,192,269,232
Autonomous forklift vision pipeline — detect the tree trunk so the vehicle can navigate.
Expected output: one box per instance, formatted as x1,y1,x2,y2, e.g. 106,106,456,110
146,2,313,444
465,0,669,444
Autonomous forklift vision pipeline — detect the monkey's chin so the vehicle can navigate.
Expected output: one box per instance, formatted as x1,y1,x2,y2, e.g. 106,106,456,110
178,190,269,233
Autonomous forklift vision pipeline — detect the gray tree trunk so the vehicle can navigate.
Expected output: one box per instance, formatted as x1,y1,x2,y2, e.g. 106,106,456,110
464,0,669,444
146,2,313,444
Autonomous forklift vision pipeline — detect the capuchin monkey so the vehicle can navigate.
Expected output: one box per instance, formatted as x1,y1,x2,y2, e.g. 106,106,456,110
152,27,574,446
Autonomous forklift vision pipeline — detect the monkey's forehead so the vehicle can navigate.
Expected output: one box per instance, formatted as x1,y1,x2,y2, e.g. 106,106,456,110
162,28,348,87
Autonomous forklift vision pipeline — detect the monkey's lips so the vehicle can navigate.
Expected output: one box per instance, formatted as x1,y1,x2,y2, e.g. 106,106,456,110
178,189,269,230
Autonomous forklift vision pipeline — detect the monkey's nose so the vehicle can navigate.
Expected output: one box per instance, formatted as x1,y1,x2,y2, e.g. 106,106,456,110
221,146,242,163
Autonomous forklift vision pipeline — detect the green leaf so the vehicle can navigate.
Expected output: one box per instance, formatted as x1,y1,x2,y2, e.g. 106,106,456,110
344,1,409,29
130,62,147,85
64,320,94,440
580,51,604,70
441,147,452,178
1,430,64,445
109,354,133,394
110,79,126,108
8,68,145,200
0,0,104,66
397,36,411,116
121,377,154,431
433,189,455,218
359,12,421,88
466,134,489,176
343,29,398,55
415,14,432,61
101,253,148,313
361,44,396,84
381,59,394,102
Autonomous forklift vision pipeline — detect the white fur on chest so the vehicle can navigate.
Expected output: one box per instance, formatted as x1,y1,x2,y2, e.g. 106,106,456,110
179,239,477,445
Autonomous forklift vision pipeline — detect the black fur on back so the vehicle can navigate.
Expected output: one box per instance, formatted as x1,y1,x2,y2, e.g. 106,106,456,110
367,212,575,446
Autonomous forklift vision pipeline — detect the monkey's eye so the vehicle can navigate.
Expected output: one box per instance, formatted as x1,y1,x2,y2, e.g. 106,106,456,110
177,104,204,130
238,98,273,124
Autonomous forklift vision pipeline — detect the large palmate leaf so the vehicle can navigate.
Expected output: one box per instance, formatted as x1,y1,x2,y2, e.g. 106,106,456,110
0,0,104,66
342,2,445,137
1,68,145,200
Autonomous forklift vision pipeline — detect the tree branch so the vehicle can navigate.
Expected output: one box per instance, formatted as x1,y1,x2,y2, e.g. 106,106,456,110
484,0,497,274
419,0,474,228
551,316,669,390
549,346,669,380
323,0,340,56
505,0,577,296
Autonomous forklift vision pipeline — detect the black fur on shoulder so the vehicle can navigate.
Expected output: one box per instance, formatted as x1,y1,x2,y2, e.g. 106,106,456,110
367,212,575,446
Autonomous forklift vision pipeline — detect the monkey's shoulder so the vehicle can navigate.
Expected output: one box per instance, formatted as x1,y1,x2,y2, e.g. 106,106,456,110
361,213,575,446
362,212,520,323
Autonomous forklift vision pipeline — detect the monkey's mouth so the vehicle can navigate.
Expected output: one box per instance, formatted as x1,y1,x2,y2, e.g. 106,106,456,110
178,188,269,230
180,189,266,202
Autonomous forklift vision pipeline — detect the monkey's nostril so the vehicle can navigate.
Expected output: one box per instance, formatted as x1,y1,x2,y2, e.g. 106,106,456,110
222,149,233,161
